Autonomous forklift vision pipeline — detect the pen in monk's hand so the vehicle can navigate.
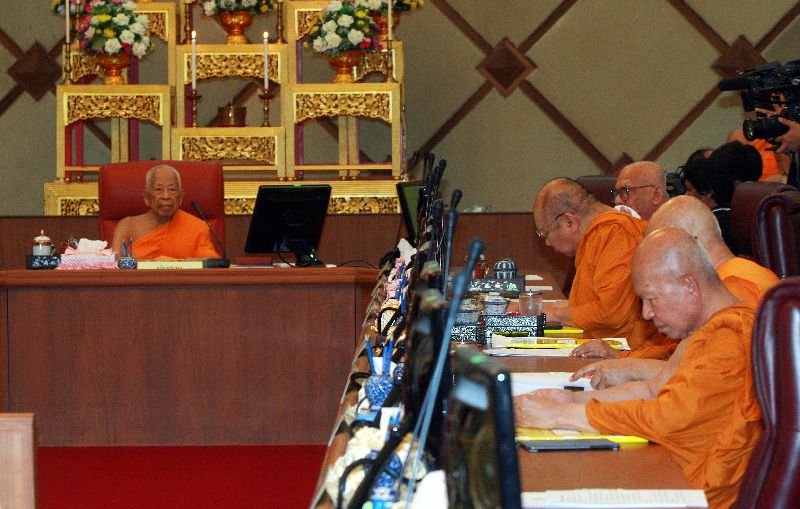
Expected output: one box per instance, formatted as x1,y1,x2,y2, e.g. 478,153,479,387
365,339,376,374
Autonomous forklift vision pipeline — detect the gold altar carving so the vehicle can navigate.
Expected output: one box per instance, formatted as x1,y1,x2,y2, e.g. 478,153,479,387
296,10,321,39
295,92,391,123
355,52,391,81
181,136,276,163
190,53,279,82
65,94,163,125
144,12,168,41
69,52,102,83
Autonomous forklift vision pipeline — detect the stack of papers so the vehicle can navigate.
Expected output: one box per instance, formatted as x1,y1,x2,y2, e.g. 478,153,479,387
521,489,707,508
515,427,648,444
511,372,592,395
485,347,574,357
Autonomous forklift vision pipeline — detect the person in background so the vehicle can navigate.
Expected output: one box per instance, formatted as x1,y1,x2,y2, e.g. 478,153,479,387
680,157,735,250
111,164,220,260
728,128,791,183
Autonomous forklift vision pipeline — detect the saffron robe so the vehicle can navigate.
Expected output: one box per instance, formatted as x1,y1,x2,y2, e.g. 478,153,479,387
132,209,220,260
570,211,669,349
587,305,762,509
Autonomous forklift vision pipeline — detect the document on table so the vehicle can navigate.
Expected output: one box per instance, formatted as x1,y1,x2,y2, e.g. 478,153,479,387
521,489,708,508
511,372,592,395
485,347,573,357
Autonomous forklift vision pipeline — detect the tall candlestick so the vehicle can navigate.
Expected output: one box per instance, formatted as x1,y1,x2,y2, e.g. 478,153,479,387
387,0,392,41
65,0,71,44
191,30,197,90
264,32,269,92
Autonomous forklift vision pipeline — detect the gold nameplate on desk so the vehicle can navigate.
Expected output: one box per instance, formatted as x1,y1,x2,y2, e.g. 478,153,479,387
137,260,204,270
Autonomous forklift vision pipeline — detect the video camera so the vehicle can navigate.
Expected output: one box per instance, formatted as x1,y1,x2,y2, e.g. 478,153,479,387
718,60,800,141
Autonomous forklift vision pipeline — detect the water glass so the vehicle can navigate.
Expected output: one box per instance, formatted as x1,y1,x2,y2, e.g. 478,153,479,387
519,291,542,316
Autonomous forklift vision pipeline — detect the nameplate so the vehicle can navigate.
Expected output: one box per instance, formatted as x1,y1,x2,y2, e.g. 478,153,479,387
136,260,204,270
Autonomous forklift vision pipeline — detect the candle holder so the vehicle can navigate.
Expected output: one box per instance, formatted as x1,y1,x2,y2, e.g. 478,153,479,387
258,90,272,127
189,89,202,127
275,0,286,44
62,42,73,85
384,40,397,84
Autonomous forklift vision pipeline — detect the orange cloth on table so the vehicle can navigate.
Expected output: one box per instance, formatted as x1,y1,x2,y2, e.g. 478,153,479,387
753,138,781,181
569,211,670,349
132,209,220,260
586,305,762,509
623,259,777,360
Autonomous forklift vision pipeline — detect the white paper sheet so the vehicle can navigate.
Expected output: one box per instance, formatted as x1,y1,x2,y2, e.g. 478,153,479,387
511,372,593,395
521,489,708,508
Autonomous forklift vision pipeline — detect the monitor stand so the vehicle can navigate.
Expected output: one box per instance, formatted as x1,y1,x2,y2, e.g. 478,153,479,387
287,240,325,267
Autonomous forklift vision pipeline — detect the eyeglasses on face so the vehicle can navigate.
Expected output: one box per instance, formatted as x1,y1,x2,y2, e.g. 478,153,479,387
611,185,658,202
536,211,567,240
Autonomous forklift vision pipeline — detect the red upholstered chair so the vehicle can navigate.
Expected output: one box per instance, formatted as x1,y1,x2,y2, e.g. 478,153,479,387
729,181,793,259
756,189,800,278
98,160,225,248
576,175,617,207
733,277,800,509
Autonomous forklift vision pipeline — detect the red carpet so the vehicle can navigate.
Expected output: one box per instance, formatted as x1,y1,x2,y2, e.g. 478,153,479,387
37,445,327,509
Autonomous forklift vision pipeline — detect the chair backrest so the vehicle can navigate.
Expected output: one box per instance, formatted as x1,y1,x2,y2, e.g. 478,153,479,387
734,277,800,509
98,160,225,247
575,175,617,207
756,189,800,278
730,181,793,258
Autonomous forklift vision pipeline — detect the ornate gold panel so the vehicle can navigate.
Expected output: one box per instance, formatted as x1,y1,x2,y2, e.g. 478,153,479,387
65,94,163,125
68,51,102,83
295,92,391,123
181,136,276,163
192,53,279,82
296,10,321,39
143,12,167,42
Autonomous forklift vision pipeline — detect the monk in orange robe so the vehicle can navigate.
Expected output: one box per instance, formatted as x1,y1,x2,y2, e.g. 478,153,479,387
533,178,670,349
571,195,779,385
111,165,220,260
514,228,763,509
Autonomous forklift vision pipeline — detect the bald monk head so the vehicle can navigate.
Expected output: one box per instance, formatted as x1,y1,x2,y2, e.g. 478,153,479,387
614,161,667,220
143,165,185,224
646,195,730,267
533,178,611,257
632,227,734,339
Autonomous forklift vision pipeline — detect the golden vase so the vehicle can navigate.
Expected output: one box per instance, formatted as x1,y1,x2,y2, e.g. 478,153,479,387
370,12,401,43
96,52,131,85
328,50,363,84
219,11,253,44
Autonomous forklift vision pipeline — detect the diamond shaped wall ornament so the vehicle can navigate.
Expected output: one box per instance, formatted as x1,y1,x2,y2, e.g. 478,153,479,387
477,37,536,97
712,36,766,79
8,42,62,101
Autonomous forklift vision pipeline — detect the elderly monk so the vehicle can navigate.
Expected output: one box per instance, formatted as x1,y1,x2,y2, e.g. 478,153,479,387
613,161,668,220
534,178,669,349
111,165,220,260
572,195,779,378
515,228,762,509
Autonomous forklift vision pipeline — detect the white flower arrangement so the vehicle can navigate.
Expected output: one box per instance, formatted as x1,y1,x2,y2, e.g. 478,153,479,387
307,0,382,57
74,0,151,58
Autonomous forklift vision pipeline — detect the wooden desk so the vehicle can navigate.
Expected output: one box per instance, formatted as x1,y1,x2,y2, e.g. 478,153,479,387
0,268,377,446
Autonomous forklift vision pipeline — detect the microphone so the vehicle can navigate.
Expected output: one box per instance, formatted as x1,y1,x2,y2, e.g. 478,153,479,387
442,207,459,293
450,189,462,211
464,237,485,276
191,201,230,268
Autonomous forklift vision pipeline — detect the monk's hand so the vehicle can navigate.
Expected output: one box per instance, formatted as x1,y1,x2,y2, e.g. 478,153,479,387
571,339,620,359
531,388,576,404
571,360,629,389
513,390,572,428
542,301,569,324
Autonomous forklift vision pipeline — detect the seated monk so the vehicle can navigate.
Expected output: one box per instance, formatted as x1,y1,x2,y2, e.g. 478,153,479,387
111,164,220,260
514,228,763,509
533,178,671,349
572,195,779,386
613,161,668,220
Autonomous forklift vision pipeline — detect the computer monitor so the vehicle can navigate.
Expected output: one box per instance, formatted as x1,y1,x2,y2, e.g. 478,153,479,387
397,180,423,244
444,348,522,509
244,184,332,266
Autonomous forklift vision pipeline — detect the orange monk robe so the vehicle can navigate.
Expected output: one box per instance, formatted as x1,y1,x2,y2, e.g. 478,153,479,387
624,259,777,360
569,211,670,349
587,305,762,509
132,209,220,260
753,138,781,181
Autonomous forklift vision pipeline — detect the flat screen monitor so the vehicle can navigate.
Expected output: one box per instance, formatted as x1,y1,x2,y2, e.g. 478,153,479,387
445,348,522,509
244,184,332,266
397,180,423,244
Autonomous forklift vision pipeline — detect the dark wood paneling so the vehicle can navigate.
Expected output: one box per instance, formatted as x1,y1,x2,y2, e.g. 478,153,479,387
0,214,572,289
1,269,375,446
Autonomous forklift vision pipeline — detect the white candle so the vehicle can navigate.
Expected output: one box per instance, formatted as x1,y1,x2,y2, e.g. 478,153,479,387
387,0,392,41
264,32,269,93
65,0,70,44
191,30,197,90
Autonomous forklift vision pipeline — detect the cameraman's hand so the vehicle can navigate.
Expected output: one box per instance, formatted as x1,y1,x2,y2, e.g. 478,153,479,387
774,117,800,153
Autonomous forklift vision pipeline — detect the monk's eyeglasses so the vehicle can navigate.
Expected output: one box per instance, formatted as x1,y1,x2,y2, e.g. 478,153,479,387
536,212,567,240
611,185,658,202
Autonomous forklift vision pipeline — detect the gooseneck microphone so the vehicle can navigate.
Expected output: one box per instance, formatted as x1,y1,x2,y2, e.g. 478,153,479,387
191,201,230,268
442,189,462,292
